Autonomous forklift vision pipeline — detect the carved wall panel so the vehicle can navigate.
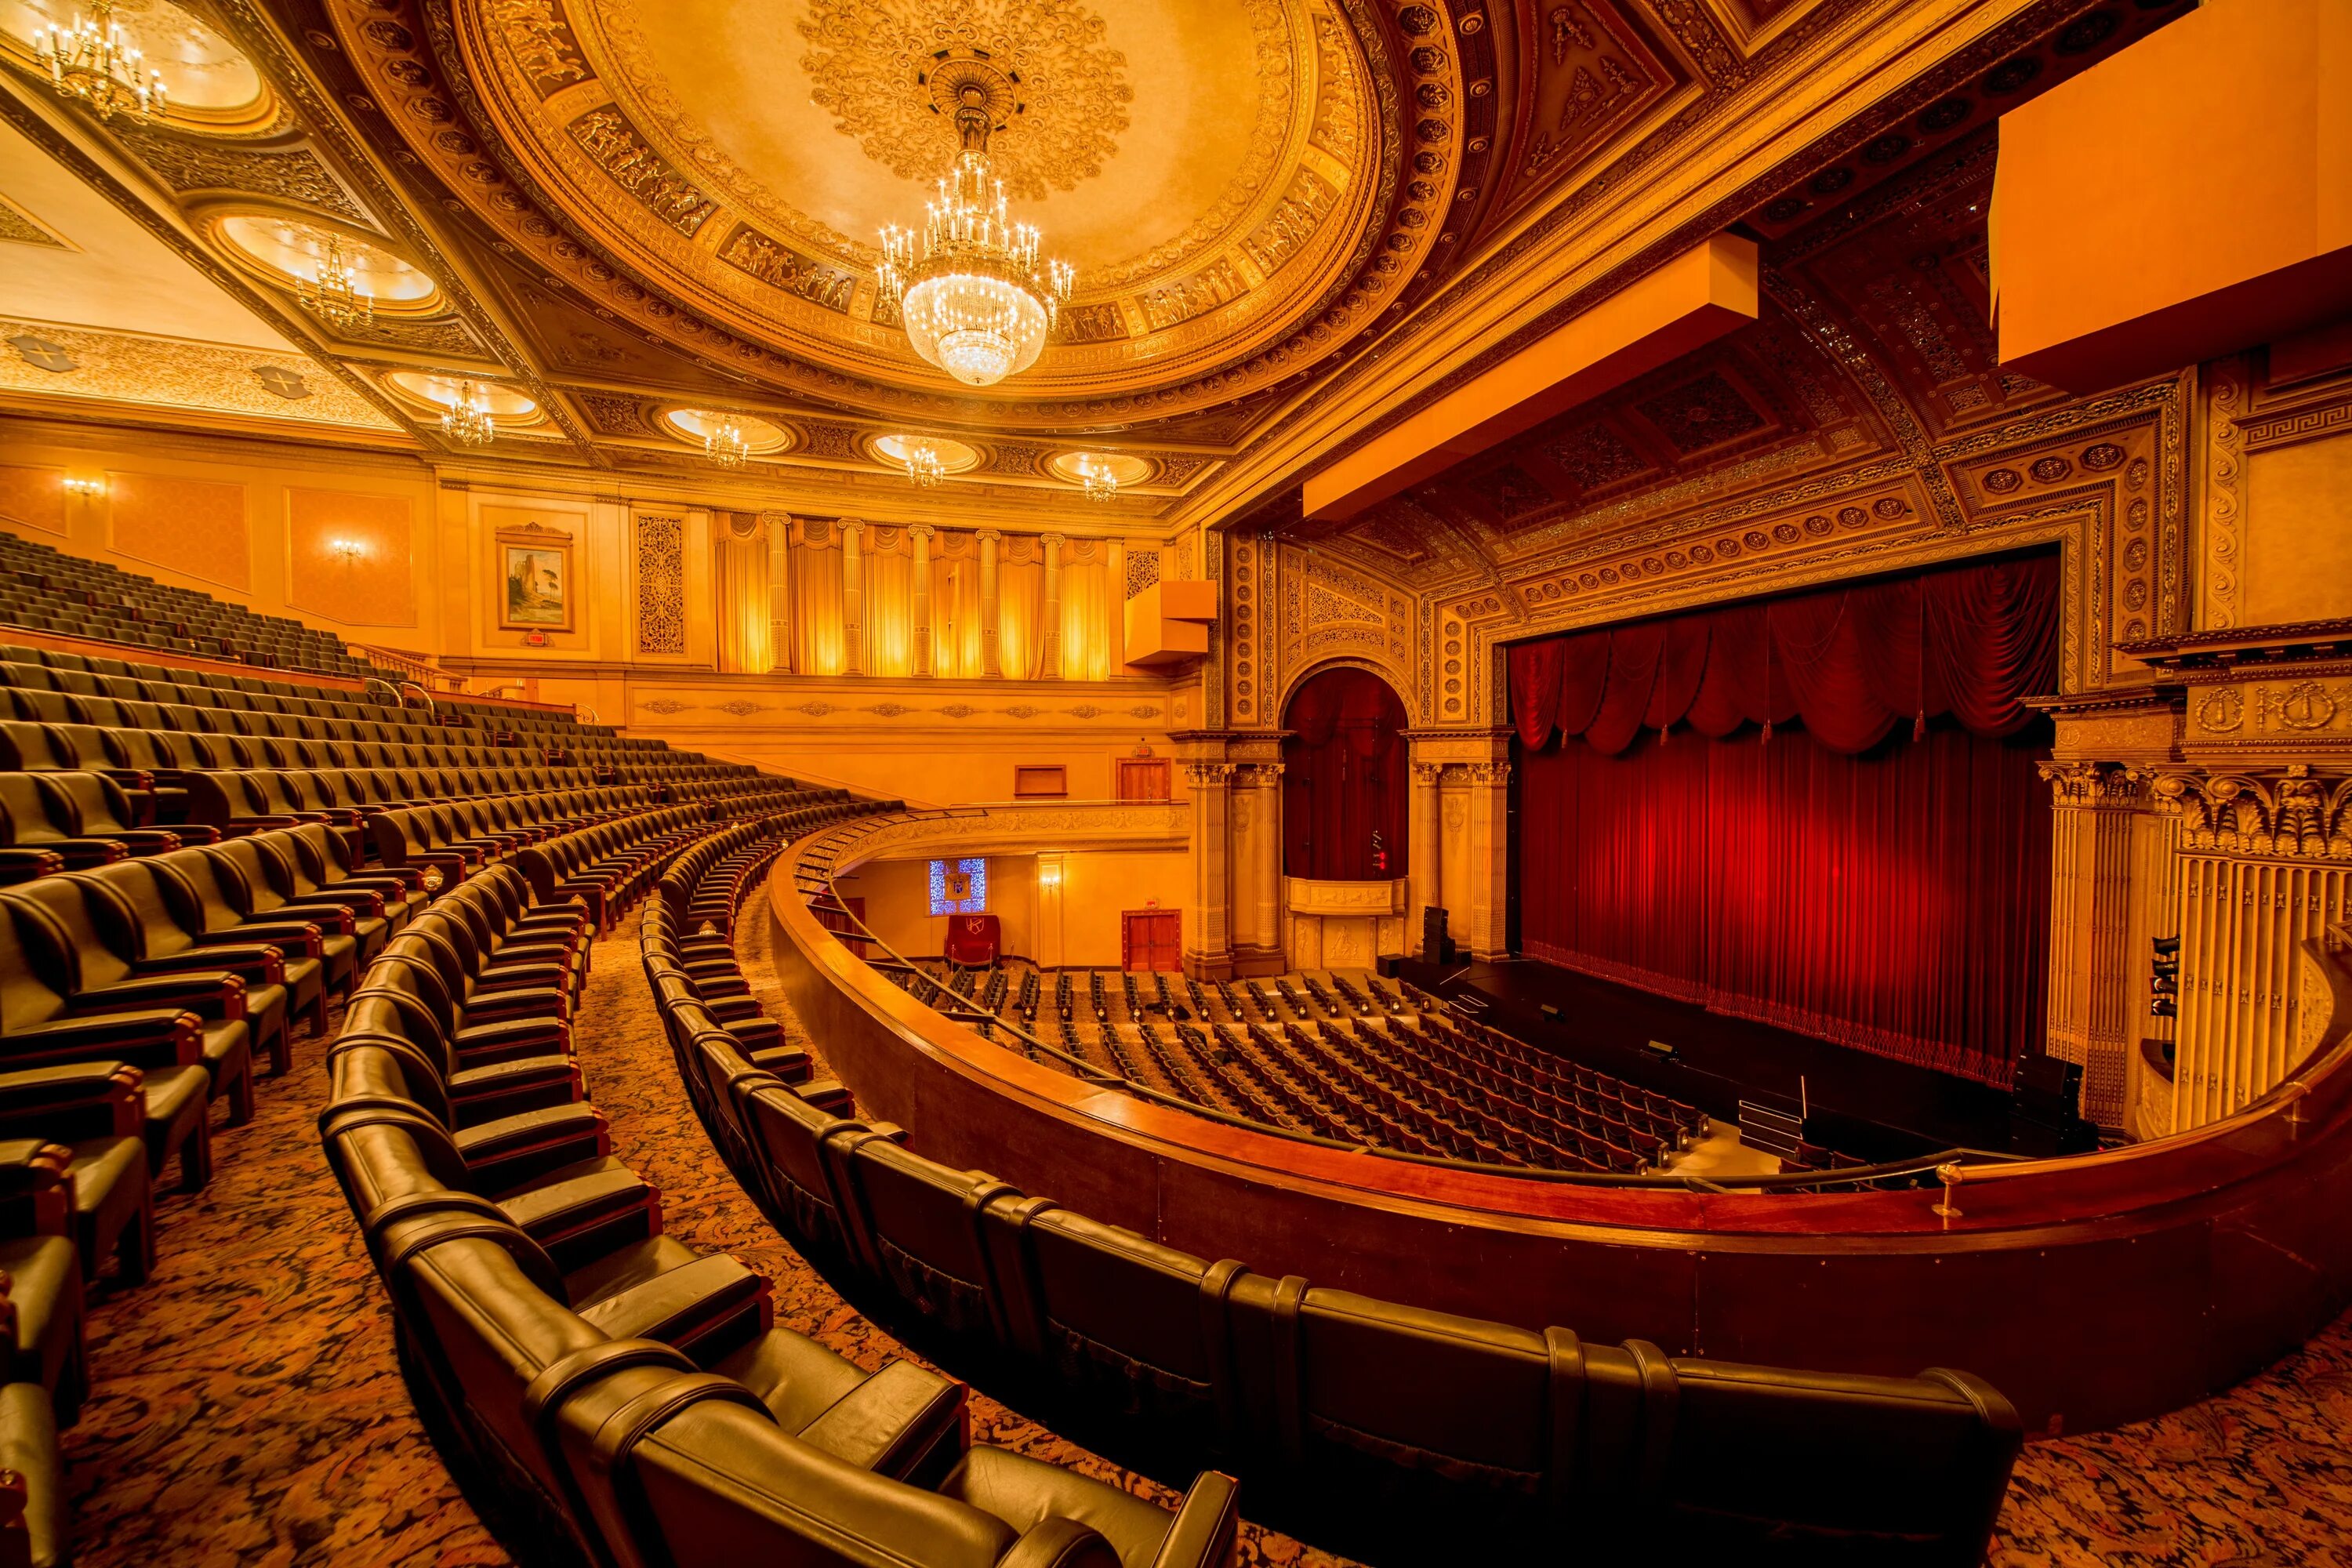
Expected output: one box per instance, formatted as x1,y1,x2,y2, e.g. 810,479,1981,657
633,511,686,655
1275,543,1417,717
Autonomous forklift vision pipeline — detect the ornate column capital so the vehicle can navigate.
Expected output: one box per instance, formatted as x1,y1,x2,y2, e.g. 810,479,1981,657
975,528,1002,545
2147,762,2352,859
1185,760,1240,786
2037,759,2148,808
1410,760,1447,786
909,523,935,542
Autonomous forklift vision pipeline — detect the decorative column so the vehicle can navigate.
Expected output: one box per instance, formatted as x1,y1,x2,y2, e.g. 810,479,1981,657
1462,758,1512,960
1408,760,1444,947
764,511,792,674
1248,760,1283,971
2038,760,2147,1131
1107,538,1127,675
840,518,866,676
2153,764,2352,1132
978,528,1002,677
910,524,935,677
1040,532,1064,680
1174,734,1239,978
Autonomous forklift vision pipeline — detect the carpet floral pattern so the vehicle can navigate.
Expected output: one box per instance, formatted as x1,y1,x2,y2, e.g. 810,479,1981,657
41,891,2352,1566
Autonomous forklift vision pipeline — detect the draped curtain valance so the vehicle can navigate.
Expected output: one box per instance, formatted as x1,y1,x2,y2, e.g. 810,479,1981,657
1508,554,2060,756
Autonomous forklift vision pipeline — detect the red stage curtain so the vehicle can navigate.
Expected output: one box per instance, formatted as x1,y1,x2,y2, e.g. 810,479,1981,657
1504,554,2057,755
1512,554,2058,1086
1283,666,1410,880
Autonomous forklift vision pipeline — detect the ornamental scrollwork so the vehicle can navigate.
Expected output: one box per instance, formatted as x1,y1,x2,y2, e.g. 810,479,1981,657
2149,765,2352,862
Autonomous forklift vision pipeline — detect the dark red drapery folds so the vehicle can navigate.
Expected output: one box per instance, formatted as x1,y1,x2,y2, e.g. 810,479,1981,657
1508,554,2059,754
1510,554,2058,1087
1283,666,1410,881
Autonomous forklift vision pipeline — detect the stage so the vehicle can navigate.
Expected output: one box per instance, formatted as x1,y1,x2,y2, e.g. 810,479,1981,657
1395,956,2022,1161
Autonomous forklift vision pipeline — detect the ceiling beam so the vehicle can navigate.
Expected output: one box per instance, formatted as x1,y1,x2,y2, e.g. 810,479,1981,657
1301,234,1758,523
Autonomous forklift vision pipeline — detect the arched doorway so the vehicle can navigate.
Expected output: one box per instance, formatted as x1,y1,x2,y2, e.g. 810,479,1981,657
1281,665,1410,881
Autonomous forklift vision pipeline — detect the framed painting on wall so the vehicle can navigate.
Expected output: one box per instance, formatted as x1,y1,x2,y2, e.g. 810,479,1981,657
497,521,575,632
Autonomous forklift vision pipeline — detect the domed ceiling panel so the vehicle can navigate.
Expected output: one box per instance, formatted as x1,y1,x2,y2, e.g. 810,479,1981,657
429,0,1428,414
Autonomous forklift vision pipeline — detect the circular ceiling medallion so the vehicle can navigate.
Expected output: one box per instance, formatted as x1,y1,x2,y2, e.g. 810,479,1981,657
445,0,1402,411
801,4,1130,201
662,407,790,455
383,370,543,423
214,214,440,310
1048,450,1152,489
869,432,980,474
0,0,273,125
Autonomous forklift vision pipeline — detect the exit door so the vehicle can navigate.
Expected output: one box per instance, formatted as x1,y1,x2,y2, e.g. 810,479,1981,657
1122,909,1182,972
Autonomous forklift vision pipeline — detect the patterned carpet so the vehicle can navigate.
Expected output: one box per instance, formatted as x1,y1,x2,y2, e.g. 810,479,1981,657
45,891,2352,1566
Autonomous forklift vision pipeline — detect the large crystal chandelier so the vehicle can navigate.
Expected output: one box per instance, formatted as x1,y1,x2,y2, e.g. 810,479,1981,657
440,382,495,447
296,236,375,331
32,1,167,124
877,70,1073,389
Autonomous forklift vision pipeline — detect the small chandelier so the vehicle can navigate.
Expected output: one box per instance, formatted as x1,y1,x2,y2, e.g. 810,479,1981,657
1072,454,1118,503
705,416,750,469
296,236,375,331
877,67,1073,389
441,382,495,447
898,439,946,488
33,2,167,124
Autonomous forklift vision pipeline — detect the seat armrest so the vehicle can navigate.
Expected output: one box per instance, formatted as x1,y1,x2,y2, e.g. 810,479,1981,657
2,1011,200,1066
1149,1472,1240,1568
73,973,245,1022
265,901,357,937
0,1062,143,1139
0,851,63,886
197,924,321,960
89,829,184,853
0,1138,74,1235
140,945,285,986
453,1101,609,1188
291,887,386,920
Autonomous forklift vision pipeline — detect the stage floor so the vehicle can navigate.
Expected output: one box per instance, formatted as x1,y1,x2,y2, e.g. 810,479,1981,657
1396,956,2020,1160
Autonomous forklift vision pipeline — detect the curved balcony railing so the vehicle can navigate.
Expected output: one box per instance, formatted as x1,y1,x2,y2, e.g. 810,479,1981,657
769,800,2352,1435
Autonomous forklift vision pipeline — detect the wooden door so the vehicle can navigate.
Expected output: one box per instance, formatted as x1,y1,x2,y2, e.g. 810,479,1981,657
1122,909,1182,971
1115,758,1171,801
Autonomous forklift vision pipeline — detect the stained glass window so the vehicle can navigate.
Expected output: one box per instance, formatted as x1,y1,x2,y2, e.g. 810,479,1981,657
928,857,987,915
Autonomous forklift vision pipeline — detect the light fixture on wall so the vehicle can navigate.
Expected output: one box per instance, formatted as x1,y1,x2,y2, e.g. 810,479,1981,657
875,61,1073,388
32,1,168,124
327,538,366,564
705,415,750,470
62,476,105,499
440,380,495,447
897,437,946,488
296,234,375,331
1069,453,1118,503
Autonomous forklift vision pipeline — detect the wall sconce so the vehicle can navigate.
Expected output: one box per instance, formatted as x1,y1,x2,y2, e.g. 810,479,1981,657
63,476,105,499
1037,859,1063,890
328,538,366,564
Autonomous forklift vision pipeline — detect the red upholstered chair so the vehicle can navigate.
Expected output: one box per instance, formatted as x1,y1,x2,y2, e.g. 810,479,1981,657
942,914,999,967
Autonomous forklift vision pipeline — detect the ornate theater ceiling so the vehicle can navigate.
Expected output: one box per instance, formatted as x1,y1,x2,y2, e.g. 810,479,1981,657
0,0,2190,528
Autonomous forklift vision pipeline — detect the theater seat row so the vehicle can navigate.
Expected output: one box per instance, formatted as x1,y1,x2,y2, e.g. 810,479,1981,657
668,827,2027,1565
332,804,1242,1568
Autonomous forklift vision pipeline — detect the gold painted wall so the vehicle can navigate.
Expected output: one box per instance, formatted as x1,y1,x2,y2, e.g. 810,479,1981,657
837,848,1188,971
0,422,440,645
